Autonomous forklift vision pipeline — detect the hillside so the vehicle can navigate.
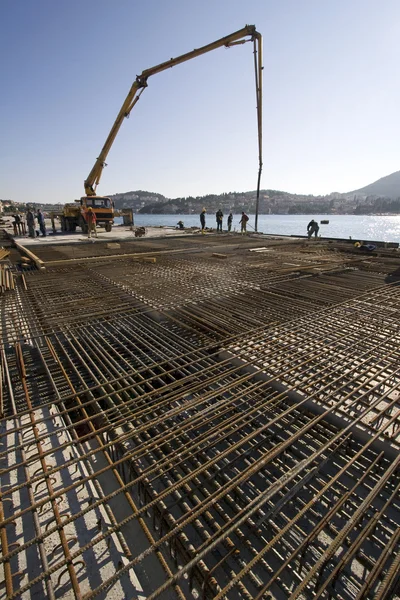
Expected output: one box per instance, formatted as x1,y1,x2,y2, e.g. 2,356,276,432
106,171,400,216
108,190,166,210
107,189,332,215
349,170,400,199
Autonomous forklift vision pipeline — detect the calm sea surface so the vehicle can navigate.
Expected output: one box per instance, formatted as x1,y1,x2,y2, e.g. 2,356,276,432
118,214,400,244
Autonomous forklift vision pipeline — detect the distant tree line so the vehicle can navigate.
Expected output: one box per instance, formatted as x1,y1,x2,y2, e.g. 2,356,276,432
354,198,400,214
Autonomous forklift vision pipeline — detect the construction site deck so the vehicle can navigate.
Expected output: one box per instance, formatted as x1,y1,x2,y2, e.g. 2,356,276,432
1,230,400,600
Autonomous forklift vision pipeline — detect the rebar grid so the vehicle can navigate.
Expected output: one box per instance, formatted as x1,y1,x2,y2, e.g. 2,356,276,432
1,239,400,600
20,235,378,269
88,253,355,310
1,329,400,599
13,255,386,342
21,235,272,264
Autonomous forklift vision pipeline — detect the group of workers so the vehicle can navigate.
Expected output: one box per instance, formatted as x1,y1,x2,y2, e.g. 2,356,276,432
197,213,322,238
11,207,99,239
13,209,46,238
199,209,250,233
195,214,322,238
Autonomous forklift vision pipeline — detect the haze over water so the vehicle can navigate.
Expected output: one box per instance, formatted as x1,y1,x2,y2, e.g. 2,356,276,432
126,214,400,244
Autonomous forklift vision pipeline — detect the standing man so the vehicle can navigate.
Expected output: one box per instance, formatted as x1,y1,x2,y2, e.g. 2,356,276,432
37,210,46,237
26,209,35,238
200,208,206,233
227,212,233,232
307,219,319,240
86,207,97,238
12,214,23,236
216,209,223,233
16,214,22,235
20,213,26,235
239,212,249,234
12,215,19,236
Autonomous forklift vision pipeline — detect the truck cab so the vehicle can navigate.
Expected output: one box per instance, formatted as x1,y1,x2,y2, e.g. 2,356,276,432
80,196,114,232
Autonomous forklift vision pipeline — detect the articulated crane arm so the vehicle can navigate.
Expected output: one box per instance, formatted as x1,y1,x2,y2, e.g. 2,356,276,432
84,24,263,214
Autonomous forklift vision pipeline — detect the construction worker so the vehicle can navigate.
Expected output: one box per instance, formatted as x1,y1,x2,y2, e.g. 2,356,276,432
239,212,249,234
12,214,21,236
37,209,46,237
86,207,97,238
26,209,35,238
216,209,223,233
227,212,233,232
20,214,26,235
200,208,206,233
355,241,376,252
307,219,319,239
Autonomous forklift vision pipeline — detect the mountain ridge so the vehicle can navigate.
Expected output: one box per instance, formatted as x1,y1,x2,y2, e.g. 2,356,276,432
348,170,400,199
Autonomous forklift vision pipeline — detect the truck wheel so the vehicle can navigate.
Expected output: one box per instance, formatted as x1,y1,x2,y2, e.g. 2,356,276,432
79,217,88,234
105,223,112,232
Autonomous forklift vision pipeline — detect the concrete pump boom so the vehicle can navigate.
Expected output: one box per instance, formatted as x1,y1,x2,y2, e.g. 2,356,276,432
84,24,262,227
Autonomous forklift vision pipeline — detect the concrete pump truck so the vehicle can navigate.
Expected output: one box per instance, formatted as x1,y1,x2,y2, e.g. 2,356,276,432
61,25,262,234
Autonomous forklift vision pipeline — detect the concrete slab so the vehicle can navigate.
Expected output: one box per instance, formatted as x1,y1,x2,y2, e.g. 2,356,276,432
11,225,196,247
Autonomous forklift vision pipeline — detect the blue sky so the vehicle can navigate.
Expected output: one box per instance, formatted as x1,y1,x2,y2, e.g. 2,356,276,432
1,0,399,203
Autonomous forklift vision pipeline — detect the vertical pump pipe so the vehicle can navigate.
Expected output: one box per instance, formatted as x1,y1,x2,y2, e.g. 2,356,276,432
253,34,263,232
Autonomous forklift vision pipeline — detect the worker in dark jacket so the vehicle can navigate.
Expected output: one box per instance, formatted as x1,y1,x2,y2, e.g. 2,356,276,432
227,212,233,232
216,209,223,232
307,219,319,239
200,209,206,232
26,209,35,238
37,210,46,237
12,214,22,236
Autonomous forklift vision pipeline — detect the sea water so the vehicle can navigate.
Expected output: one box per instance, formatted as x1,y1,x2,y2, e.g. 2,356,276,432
116,214,400,244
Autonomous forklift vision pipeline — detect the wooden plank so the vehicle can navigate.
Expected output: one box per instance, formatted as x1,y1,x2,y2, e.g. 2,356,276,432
14,242,46,270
